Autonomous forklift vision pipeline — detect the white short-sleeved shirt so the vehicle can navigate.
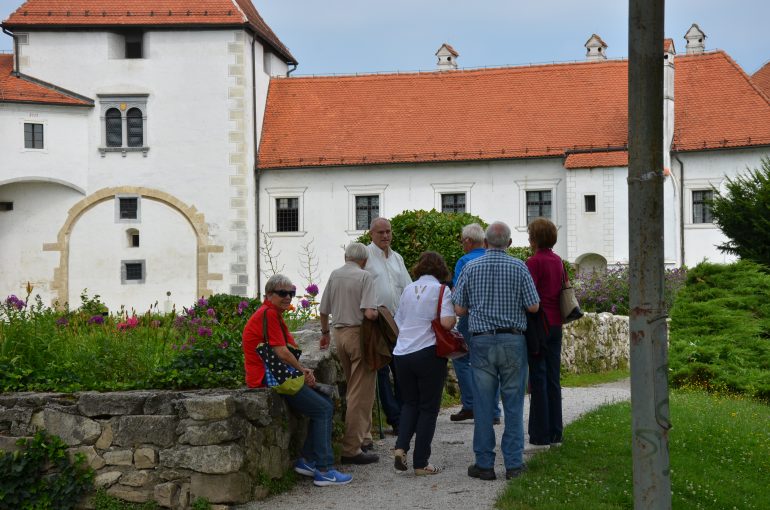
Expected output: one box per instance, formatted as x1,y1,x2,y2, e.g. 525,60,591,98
393,275,455,356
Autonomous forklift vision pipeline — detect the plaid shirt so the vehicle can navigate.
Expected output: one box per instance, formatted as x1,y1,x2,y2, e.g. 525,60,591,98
452,249,539,333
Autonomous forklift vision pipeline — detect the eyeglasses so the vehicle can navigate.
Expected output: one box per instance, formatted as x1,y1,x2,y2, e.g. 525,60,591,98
273,289,296,298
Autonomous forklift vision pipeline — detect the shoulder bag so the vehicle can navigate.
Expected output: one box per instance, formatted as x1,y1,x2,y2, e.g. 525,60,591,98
433,285,469,359
256,310,305,395
559,263,584,324
525,307,550,357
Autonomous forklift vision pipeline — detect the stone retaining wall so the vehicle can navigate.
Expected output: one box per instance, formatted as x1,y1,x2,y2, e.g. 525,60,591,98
562,312,630,373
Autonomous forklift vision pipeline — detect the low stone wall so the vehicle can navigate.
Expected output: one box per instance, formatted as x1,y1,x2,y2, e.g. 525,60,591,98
562,312,630,373
0,326,341,509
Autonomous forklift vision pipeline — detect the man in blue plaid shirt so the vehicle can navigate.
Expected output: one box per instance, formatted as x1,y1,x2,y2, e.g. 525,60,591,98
452,221,540,481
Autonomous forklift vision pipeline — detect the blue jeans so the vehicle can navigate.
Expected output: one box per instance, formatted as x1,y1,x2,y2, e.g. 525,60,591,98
453,316,501,417
470,333,528,470
282,385,335,470
394,345,447,469
528,325,563,444
377,362,401,427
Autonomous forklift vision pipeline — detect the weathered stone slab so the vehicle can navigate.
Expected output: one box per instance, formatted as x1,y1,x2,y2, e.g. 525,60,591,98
134,447,158,469
67,445,105,470
78,392,151,417
0,435,26,453
154,481,179,508
183,395,235,420
107,485,153,503
114,415,177,447
103,449,133,466
234,391,273,426
121,469,157,487
95,420,114,449
0,407,34,436
177,417,246,445
0,393,74,409
94,471,122,488
144,392,186,415
160,444,244,474
30,408,101,446
190,472,252,504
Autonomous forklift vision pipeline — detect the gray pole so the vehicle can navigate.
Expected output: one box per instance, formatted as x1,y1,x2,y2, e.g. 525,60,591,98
628,0,672,508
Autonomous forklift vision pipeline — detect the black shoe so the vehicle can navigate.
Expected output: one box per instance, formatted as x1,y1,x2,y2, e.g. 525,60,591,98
361,442,374,452
341,452,380,464
493,417,501,425
467,463,496,480
450,409,474,422
505,465,527,480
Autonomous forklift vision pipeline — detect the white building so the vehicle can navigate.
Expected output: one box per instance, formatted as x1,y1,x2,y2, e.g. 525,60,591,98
2,2,769,311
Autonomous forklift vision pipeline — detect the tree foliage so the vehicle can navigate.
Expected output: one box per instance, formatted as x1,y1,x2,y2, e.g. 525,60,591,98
710,157,770,267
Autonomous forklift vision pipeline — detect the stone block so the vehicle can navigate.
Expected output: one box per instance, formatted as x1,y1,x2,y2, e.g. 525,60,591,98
77,392,151,417
107,485,153,503
68,445,105,470
234,391,272,426
32,408,101,446
121,469,157,487
177,417,246,445
95,420,113,449
0,407,33,436
144,392,185,415
0,435,25,453
190,472,252,504
178,483,191,509
134,447,158,469
183,395,235,420
94,471,122,488
154,481,179,508
160,444,244,474
103,449,134,466
114,415,177,447
158,468,193,481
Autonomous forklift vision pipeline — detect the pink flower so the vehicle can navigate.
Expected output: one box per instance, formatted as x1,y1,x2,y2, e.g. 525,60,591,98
300,299,310,309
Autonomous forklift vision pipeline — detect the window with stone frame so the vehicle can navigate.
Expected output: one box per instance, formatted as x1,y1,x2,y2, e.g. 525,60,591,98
692,189,714,224
526,190,552,224
276,197,299,232
98,95,148,155
24,123,44,149
355,195,379,230
441,193,466,214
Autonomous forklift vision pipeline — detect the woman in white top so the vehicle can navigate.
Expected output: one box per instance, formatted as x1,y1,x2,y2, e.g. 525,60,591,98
393,251,456,475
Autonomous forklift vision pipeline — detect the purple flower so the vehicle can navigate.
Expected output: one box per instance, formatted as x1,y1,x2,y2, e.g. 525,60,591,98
300,299,310,309
197,297,209,307
219,341,229,349
305,284,319,296
4,295,25,311
88,315,104,325
611,304,617,314
197,327,212,337
237,300,249,315
56,317,69,326
206,308,216,317
173,316,187,328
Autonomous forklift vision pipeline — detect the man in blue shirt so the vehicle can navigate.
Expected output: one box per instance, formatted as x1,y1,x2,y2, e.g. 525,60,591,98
453,221,539,481
450,223,501,424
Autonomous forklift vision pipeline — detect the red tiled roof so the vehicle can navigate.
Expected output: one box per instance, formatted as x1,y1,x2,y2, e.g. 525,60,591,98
2,0,295,64
0,54,92,105
672,51,770,152
752,61,770,98
259,49,770,170
564,151,628,169
259,60,630,169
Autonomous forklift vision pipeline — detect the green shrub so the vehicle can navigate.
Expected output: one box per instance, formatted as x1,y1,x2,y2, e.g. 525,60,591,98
356,209,487,276
669,261,770,401
0,430,94,510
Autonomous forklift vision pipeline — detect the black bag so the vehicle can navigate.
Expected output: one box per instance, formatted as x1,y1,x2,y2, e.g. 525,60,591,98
256,310,305,395
525,307,550,357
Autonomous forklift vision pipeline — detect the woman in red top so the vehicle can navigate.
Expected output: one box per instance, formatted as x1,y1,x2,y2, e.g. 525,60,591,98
525,218,565,450
242,274,352,486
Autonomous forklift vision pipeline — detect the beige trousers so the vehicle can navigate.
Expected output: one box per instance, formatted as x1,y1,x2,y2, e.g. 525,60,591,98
334,326,377,456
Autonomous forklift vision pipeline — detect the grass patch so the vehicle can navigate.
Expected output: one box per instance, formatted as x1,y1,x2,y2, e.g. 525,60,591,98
498,389,770,509
561,369,629,388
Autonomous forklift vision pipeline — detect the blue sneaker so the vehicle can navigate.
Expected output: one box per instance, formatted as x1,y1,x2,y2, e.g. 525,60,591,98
294,458,316,477
313,468,353,487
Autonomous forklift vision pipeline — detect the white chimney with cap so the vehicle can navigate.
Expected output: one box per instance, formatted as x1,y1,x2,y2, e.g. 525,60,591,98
585,34,608,61
435,43,459,71
684,24,706,55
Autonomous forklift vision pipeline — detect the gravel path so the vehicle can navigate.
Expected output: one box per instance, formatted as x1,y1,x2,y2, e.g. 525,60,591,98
236,379,630,510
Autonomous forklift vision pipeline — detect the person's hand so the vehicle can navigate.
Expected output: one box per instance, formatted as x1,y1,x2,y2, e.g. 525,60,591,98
301,367,316,387
319,332,330,350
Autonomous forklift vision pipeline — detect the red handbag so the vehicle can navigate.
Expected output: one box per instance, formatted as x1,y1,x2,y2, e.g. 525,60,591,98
432,285,469,359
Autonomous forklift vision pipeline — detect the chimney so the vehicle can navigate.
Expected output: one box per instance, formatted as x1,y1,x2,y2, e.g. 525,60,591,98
684,24,706,55
435,43,459,71
584,34,608,61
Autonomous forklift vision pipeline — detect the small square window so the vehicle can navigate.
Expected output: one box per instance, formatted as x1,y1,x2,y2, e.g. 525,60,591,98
355,195,379,230
441,193,466,214
119,197,138,220
131,233,140,247
584,195,596,213
0,202,13,211
125,32,143,58
692,190,714,223
24,123,44,149
121,260,145,284
276,197,299,232
526,190,552,224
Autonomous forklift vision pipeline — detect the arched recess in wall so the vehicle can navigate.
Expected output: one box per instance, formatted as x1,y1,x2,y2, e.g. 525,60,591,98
43,186,223,307
574,253,609,275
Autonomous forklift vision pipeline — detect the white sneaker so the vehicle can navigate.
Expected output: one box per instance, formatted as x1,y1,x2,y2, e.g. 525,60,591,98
524,443,551,453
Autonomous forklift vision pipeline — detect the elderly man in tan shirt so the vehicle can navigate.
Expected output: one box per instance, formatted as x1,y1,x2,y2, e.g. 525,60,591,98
319,242,380,464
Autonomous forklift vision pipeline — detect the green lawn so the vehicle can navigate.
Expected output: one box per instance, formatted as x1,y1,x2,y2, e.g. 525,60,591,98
498,389,770,509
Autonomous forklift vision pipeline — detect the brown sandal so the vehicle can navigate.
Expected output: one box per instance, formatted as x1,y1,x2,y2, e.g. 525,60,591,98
414,464,442,476
394,448,408,472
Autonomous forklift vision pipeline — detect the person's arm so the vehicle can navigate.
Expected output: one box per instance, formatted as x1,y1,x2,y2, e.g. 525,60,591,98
319,313,331,350
266,310,316,386
361,272,379,322
527,302,540,313
272,345,316,387
364,308,379,321
440,287,457,330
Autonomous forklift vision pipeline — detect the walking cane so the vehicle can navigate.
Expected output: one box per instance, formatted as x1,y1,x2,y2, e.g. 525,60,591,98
374,374,385,439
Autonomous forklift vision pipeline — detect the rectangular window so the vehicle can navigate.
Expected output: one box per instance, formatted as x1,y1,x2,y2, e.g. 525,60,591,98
131,234,140,247
276,197,299,232
125,32,143,59
355,195,379,230
119,197,138,220
584,194,597,213
0,202,13,211
692,190,714,223
24,123,44,149
121,260,145,284
441,193,466,214
526,190,552,224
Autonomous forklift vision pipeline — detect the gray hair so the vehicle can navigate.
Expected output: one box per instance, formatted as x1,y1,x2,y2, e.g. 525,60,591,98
485,221,511,249
461,223,485,244
265,274,293,294
369,217,390,231
345,242,368,262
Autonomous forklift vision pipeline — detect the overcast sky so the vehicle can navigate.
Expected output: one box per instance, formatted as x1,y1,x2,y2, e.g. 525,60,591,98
1,0,768,76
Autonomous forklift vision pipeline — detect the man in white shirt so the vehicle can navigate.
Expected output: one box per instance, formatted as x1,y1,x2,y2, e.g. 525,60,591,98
365,217,412,434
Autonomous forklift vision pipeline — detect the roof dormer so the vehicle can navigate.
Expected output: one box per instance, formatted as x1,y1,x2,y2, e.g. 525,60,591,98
684,24,706,55
585,34,608,61
435,43,459,71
